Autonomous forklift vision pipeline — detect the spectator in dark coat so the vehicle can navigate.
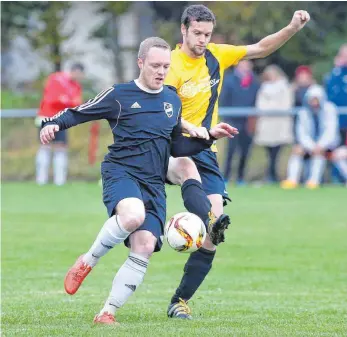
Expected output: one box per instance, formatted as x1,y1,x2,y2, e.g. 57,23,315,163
219,60,260,185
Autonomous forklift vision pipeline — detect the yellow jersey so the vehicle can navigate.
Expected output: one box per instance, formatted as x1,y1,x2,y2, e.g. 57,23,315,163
165,43,247,150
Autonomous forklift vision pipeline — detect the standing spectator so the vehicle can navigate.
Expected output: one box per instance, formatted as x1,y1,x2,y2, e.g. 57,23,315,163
281,85,340,189
325,44,347,183
325,44,347,132
219,60,260,185
35,63,85,185
254,65,294,183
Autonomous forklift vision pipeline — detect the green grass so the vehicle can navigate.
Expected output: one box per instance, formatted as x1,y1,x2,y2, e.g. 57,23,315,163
1,183,347,336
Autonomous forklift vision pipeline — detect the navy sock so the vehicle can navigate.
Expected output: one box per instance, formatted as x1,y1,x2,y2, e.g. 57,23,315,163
181,179,213,229
171,247,216,304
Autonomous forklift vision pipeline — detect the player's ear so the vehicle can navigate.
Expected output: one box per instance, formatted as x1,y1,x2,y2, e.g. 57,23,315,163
137,58,143,70
181,24,187,36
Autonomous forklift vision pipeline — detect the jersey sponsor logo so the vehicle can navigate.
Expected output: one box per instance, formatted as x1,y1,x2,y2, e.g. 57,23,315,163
179,76,220,98
131,102,141,109
164,102,173,117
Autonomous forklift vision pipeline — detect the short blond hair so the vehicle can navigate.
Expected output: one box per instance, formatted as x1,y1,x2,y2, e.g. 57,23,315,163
138,37,171,60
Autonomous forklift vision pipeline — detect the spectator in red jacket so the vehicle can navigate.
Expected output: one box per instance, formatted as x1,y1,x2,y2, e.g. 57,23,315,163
36,63,85,185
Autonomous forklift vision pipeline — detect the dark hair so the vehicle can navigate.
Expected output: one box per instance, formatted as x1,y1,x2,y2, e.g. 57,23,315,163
70,62,85,72
181,5,216,29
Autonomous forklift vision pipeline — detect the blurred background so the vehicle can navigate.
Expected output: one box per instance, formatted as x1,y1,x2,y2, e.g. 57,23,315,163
1,1,347,185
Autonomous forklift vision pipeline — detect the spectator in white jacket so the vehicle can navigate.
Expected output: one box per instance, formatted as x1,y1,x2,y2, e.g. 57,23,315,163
254,65,294,183
281,85,340,189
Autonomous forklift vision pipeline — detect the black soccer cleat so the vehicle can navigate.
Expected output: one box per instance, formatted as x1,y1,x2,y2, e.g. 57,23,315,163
167,298,192,320
208,214,231,246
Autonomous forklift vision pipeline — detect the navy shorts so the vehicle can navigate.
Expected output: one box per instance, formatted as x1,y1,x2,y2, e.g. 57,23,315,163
101,163,166,252
38,128,67,144
191,148,231,205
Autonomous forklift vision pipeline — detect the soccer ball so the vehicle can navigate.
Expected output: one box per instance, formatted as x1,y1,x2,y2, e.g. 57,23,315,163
164,212,206,253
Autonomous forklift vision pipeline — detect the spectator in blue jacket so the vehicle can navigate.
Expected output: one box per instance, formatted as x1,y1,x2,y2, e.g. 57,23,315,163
219,60,260,185
325,44,347,131
324,44,347,183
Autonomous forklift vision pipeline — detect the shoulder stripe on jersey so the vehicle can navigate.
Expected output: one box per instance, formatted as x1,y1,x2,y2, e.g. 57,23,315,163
202,50,220,129
166,85,177,93
77,87,114,111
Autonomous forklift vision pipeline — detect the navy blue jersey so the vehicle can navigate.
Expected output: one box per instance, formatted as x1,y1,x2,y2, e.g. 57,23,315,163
42,80,213,183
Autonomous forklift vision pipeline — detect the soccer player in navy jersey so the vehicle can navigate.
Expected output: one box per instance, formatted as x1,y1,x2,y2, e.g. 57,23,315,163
40,37,238,325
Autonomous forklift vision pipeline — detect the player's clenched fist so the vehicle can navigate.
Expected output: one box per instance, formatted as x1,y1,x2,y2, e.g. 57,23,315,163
289,10,310,31
209,122,239,139
40,124,60,144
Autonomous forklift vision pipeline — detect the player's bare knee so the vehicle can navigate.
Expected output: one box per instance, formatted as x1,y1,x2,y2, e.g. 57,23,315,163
117,198,145,232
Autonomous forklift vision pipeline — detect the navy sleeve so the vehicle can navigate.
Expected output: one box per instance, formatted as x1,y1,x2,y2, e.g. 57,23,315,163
41,87,119,130
170,116,214,157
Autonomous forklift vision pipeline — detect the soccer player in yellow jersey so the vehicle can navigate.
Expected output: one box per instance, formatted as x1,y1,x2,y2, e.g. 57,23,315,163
166,4,310,319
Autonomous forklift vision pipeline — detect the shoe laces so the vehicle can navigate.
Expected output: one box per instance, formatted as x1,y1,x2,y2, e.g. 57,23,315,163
178,298,191,315
72,263,90,282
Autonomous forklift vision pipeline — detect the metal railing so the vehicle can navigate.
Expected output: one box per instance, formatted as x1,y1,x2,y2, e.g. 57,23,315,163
1,107,347,118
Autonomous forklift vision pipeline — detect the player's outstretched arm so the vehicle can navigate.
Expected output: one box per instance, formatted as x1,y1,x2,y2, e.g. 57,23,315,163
40,87,119,134
244,10,310,60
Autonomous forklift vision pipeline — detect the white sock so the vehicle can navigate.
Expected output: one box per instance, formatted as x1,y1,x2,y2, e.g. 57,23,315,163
53,149,68,186
36,146,51,185
334,159,347,181
287,154,303,183
308,155,326,184
83,215,131,267
100,252,149,316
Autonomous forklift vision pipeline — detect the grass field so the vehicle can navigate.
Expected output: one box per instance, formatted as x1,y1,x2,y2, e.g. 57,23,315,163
1,182,347,336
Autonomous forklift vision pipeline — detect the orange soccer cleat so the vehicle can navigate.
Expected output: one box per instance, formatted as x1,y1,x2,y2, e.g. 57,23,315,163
93,312,119,325
64,255,92,295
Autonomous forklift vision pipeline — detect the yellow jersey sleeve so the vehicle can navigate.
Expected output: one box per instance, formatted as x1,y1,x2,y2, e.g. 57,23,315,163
213,44,247,69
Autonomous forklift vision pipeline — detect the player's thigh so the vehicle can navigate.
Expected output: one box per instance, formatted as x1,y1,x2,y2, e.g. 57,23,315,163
129,230,157,258
102,170,145,224
166,156,201,185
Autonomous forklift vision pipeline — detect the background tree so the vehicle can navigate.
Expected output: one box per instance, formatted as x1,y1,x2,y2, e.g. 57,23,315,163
1,1,72,74
92,2,131,83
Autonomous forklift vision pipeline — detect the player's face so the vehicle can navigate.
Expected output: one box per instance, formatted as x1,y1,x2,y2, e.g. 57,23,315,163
182,21,214,57
138,47,171,90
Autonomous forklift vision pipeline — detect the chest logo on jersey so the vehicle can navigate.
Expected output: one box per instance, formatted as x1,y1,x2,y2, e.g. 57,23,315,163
179,76,220,98
163,102,173,117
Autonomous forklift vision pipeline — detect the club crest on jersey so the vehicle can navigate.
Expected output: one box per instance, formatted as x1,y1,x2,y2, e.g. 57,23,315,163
164,102,173,117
